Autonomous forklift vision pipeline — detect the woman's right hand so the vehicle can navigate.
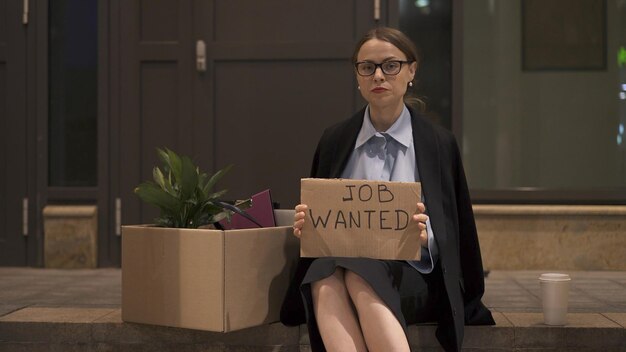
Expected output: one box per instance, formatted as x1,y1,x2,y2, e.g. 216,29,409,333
293,204,308,238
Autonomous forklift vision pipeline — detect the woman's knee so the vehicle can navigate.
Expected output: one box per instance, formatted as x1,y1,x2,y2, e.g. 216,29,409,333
344,270,378,303
311,267,347,300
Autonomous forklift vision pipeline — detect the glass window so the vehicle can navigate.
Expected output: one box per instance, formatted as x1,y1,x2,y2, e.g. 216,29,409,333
400,0,453,130
49,0,98,187
463,0,626,191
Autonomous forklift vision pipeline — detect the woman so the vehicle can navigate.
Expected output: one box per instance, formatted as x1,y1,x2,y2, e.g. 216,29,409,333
280,27,494,352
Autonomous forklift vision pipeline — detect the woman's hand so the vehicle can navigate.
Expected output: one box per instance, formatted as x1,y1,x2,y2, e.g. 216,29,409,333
292,204,308,238
413,202,429,248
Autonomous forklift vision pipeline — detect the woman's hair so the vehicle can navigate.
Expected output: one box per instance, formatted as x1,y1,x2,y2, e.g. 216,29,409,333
352,27,426,112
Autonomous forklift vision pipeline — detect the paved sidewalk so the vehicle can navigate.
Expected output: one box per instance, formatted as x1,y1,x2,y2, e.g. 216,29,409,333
0,268,625,351
0,268,120,316
484,270,626,313
1,268,625,314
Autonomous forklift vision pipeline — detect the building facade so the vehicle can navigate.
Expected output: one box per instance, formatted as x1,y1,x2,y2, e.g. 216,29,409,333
1,0,625,267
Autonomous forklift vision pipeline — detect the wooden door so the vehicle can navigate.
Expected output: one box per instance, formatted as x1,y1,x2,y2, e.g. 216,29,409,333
116,0,195,231
198,1,376,208
114,0,383,244
0,0,29,265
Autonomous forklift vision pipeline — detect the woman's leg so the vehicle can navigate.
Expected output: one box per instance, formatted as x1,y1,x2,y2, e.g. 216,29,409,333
344,270,410,352
311,267,368,352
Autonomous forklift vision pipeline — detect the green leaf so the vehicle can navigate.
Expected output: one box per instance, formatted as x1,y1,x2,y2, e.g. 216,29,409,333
157,148,169,166
234,198,252,210
154,216,174,227
203,201,224,214
134,182,180,214
203,164,233,196
167,170,174,193
208,189,228,200
198,172,208,196
179,155,199,199
156,148,174,178
153,167,166,189
166,148,183,184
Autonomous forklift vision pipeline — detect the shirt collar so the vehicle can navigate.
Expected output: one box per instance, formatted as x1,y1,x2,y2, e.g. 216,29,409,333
354,105,413,149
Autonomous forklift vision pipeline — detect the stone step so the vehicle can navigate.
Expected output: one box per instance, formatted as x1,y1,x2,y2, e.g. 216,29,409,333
0,308,624,351
474,205,626,271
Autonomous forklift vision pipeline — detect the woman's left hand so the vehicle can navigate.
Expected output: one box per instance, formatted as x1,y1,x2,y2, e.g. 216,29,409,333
412,202,429,248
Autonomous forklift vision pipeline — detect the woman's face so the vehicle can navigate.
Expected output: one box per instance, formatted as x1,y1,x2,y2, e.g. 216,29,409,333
355,38,417,109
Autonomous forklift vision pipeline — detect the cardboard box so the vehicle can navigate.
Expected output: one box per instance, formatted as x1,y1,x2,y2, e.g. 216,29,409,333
121,223,299,332
300,178,422,260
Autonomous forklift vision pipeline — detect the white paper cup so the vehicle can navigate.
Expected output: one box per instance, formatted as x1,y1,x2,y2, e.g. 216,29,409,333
539,273,571,325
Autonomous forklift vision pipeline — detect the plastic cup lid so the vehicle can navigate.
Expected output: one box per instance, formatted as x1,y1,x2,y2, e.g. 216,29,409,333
539,273,571,281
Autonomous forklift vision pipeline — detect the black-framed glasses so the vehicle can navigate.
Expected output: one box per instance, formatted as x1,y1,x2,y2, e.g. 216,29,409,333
354,60,413,76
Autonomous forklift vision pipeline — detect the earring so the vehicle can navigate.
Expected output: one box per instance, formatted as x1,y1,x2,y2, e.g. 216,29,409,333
409,82,413,87
357,85,360,90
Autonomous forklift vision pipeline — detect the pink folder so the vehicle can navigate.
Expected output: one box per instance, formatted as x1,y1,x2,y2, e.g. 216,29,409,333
220,189,276,229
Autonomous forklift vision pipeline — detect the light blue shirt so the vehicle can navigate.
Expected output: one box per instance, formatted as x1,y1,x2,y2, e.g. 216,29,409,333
341,105,439,273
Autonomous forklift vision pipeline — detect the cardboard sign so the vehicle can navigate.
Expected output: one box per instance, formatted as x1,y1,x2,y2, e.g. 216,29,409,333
300,178,422,260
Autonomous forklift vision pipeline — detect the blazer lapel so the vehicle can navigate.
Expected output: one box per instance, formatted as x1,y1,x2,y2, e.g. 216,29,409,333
329,108,365,178
411,111,448,251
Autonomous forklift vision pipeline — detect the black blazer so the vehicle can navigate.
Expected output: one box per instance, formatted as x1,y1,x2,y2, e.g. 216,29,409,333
280,106,494,352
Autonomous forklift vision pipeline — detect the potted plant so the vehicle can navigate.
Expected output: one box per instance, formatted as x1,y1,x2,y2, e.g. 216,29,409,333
133,148,252,229
121,148,299,333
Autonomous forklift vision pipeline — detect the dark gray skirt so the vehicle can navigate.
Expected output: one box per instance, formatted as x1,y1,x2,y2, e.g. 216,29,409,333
299,257,442,352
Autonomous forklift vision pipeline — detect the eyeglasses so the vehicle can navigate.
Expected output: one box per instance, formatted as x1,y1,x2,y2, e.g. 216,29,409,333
354,60,413,76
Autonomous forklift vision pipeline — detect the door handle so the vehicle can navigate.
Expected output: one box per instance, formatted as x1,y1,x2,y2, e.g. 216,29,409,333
115,198,121,236
374,0,380,21
196,40,206,72
22,198,28,236
22,0,29,25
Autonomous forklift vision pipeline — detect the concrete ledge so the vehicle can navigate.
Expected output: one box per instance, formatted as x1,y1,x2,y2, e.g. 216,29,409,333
43,205,98,269
474,205,626,216
474,205,626,270
0,308,624,351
